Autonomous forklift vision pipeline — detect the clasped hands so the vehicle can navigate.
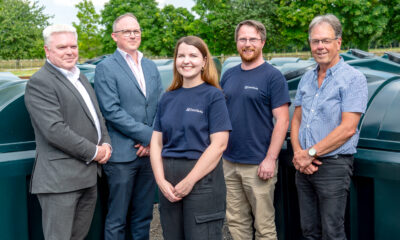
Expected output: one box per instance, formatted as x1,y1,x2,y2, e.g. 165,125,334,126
292,149,322,175
158,178,195,203
94,143,112,164
135,143,150,157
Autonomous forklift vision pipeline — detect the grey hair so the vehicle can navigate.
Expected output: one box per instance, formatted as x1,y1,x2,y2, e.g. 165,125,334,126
235,20,266,42
43,24,77,47
112,13,138,32
308,14,342,40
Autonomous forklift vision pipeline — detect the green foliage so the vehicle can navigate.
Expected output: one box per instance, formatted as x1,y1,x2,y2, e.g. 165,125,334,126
192,0,279,55
2,0,397,60
73,0,103,59
158,5,195,56
0,0,51,60
333,0,390,50
274,0,392,51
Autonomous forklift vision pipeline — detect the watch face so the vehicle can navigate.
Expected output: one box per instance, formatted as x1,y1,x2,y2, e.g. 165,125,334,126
309,148,316,157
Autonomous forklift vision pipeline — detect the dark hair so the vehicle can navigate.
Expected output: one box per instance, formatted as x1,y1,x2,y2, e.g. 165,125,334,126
168,36,219,91
235,20,266,42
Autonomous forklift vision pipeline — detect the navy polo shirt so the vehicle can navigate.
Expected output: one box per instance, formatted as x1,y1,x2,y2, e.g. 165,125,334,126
221,62,290,164
154,83,232,160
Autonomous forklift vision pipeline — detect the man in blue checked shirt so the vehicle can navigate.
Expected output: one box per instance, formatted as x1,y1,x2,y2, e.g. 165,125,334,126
291,14,368,240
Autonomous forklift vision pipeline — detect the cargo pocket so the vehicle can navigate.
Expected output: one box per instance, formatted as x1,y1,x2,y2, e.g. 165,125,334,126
194,211,225,239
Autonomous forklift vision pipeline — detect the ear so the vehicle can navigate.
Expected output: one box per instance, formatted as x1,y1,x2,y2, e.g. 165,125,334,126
261,40,266,49
111,32,118,43
337,37,342,50
44,45,50,58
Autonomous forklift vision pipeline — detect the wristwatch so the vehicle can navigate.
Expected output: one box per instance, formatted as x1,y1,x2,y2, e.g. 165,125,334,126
308,147,317,157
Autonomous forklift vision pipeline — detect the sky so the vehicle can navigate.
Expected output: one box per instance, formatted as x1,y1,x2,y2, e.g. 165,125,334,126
34,0,195,25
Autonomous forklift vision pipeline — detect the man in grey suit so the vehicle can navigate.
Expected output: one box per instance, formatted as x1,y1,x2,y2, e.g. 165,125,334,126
25,24,112,240
94,13,163,240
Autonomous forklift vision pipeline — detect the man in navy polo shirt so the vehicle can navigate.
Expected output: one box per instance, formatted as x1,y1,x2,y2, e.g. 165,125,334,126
291,14,368,240
221,20,290,239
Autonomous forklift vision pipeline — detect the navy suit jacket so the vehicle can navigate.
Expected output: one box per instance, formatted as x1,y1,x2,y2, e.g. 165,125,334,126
94,50,163,163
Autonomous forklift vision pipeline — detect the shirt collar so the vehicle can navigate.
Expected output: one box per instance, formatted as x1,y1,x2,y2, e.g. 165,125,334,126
47,59,80,83
117,48,143,65
313,57,344,77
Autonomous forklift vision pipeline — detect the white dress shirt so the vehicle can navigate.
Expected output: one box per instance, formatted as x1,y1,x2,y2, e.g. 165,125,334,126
48,60,102,159
117,48,147,96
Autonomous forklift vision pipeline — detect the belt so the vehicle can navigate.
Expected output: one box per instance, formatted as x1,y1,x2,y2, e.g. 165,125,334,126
316,154,353,160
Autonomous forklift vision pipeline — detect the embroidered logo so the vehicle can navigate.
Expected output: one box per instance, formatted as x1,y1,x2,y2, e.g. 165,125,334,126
186,108,203,114
244,86,258,90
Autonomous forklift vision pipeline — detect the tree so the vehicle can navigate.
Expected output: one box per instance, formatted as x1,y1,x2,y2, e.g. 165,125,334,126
274,0,391,51
192,0,278,55
158,5,195,56
0,0,51,61
100,0,164,55
73,0,103,59
372,0,400,48
333,0,390,50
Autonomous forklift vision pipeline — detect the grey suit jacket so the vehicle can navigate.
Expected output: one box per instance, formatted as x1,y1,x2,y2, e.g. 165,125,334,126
25,61,111,194
94,51,163,163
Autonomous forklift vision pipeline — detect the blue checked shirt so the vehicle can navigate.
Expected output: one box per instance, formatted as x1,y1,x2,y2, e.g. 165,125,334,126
294,58,368,156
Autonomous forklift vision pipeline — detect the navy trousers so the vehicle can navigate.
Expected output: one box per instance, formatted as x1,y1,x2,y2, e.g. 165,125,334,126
159,158,226,240
103,158,155,240
296,155,353,240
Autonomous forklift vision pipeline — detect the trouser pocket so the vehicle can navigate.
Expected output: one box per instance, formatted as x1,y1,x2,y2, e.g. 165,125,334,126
193,211,225,240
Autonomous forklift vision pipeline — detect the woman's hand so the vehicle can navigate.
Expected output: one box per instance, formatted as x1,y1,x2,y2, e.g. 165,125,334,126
173,178,195,198
158,179,182,202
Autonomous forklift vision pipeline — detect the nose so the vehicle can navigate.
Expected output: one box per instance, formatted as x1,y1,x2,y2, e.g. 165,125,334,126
316,40,325,48
182,56,190,63
66,47,73,54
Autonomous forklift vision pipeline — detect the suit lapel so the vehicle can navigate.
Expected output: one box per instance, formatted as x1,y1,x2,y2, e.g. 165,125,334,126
79,73,102,121
44,62,97,128
113,51,145,97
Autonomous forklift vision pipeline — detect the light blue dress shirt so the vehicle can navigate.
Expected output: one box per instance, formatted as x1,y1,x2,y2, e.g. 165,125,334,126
294,58,368,156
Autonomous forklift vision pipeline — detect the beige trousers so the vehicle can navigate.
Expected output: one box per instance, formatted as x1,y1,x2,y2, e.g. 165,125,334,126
223,159,278,240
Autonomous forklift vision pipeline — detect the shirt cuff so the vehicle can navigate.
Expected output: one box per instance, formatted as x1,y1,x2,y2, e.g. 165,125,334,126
86,146,99,165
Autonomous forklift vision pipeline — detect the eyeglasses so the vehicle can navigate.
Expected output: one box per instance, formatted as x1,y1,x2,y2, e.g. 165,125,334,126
310,38,338,46
114,29,142,37
237,38,262,44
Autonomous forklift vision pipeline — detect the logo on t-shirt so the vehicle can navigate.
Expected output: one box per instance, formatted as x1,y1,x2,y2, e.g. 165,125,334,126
186,108,203,114
244,86,258,91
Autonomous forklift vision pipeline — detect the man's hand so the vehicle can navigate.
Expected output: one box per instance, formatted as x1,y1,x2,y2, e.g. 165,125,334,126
257,157,276,180
300,159,322,175
94,144,112,164
135,144,150,157
292,149,314,171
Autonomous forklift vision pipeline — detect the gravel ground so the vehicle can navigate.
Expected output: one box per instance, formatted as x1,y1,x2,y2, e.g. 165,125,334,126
150,204,233,240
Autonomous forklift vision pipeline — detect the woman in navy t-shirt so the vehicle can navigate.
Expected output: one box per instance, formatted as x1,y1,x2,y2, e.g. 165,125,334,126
150,36,232,239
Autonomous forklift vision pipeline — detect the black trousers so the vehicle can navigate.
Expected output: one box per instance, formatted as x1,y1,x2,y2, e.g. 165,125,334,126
159,158,226,240
296,155,353,240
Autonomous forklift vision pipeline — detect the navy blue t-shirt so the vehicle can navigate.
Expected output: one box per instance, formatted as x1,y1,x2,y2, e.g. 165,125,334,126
221,62,290,164
154,83,232,160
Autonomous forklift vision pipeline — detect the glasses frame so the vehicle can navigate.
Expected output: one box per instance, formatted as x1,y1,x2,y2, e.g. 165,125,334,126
114,29,142,37
309,38,338,46
237,38,262,45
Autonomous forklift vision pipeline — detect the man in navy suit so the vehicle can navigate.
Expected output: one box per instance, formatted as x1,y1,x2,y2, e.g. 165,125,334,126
94,13,163,240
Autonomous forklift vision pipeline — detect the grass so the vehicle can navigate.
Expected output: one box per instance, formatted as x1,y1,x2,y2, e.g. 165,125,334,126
1,47,399,78
4,68,40,78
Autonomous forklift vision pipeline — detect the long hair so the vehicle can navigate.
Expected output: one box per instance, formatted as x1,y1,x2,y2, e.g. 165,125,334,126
167,36,219,91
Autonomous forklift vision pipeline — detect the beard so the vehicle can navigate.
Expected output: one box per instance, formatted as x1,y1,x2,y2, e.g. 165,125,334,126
239,46,262,63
